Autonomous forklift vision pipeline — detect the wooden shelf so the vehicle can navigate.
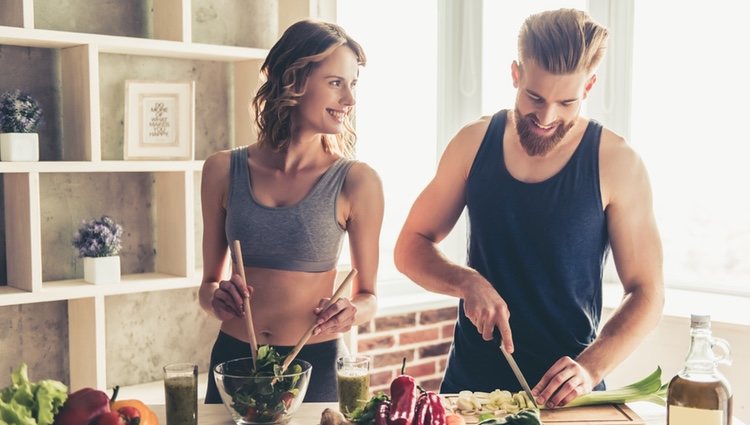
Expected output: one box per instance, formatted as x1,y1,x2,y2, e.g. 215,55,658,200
0,160,204,173
0,272,200,306
0,0,319,393
0,26,268,61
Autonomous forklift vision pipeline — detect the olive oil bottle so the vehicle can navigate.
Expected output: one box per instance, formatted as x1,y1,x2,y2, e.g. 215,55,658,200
667,314,732,425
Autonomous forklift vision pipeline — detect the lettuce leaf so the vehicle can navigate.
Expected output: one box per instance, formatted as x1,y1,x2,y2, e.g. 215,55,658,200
0,398,37,425
0,363,68,425
35,380,68,425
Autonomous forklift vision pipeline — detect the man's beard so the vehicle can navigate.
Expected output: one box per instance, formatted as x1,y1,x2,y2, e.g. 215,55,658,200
514,108,576,156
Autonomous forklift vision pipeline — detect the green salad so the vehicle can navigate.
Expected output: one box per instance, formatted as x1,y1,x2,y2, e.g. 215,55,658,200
225,346,305,423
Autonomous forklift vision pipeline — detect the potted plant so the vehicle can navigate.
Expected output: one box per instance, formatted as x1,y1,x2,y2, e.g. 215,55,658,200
72,215,123,284
0,89,43,161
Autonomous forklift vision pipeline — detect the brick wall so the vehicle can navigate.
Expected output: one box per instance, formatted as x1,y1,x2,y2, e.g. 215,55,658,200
357,306,458,394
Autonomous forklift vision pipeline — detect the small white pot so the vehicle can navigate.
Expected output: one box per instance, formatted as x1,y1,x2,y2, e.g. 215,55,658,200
83,256,121,284
0,132,39,161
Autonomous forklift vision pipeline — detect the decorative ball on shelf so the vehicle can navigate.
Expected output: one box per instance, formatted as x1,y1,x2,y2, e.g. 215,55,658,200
72,215,124,284
0,89,43,162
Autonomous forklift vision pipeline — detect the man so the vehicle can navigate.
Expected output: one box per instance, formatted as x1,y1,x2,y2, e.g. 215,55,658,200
394,9,664,409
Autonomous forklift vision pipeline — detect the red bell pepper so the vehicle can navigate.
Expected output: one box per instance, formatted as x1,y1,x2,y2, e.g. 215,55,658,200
389,358,417,425
412,390,447,425
53,387,111,425
414,392,430,425
426,391,446,425
374,400,391,425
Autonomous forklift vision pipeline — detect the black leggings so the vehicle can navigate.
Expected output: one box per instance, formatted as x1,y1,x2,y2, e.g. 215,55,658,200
205,331,348,403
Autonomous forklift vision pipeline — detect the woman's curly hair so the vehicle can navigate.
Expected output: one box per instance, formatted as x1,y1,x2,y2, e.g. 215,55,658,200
252,20,366,158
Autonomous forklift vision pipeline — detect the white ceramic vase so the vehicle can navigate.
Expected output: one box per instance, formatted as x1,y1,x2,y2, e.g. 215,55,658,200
83,256,121,284
0,132,39,161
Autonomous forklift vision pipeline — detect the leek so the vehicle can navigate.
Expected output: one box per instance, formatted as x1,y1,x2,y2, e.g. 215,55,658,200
565,367,666,408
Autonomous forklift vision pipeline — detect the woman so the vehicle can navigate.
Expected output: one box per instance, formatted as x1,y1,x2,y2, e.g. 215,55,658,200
199,19,383,403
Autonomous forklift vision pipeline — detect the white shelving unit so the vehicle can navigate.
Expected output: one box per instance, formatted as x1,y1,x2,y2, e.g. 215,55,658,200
0,0,332,391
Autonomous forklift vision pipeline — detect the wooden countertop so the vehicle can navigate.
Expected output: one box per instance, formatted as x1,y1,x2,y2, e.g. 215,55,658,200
149,401,747,424
148,401,730,425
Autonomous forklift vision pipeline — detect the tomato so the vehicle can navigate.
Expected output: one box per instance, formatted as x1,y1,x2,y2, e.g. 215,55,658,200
280,391,295,409
110,399,157,425
243,406,259,421
445,414,467,425
117,406,141,424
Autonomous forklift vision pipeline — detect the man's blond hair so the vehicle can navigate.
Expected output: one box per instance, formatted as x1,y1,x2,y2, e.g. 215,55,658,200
518,8,609,75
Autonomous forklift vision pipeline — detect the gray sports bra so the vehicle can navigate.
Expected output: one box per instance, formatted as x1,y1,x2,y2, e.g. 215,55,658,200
224,146,355,272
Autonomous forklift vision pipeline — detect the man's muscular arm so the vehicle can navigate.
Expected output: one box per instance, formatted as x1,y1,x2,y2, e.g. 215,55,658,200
533,131,664,408
395,118,517,351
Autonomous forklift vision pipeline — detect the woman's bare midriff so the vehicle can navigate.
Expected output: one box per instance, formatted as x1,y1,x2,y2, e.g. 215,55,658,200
220,266,342,346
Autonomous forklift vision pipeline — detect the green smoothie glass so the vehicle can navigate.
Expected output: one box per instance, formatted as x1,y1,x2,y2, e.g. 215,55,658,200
336,355,371,417
163,363,198,425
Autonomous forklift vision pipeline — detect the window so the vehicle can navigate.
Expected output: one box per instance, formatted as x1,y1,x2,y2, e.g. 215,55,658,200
337,2,438,284
339,1,749,298
484,0,750,296
630,1,750,294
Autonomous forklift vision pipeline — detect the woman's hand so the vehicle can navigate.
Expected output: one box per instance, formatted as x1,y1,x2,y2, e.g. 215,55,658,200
211,273,253,321
312,297,358,335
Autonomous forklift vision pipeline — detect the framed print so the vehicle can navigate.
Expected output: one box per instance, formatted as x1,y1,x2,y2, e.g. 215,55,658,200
124,80,195,160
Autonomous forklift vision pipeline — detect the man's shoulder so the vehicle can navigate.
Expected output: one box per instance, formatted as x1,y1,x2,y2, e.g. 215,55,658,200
597,126,640,168
437,116,496,179
447,115,494,155
597,126,649,204
458,115,493,139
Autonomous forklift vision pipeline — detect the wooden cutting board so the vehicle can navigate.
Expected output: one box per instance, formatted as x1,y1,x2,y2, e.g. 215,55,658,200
541,404,644,424
443,393,644,425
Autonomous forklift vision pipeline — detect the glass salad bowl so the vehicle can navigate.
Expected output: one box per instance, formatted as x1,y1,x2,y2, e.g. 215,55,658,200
213,356,312,424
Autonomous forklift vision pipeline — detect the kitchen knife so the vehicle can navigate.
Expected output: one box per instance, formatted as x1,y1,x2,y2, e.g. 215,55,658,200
500,344,540,409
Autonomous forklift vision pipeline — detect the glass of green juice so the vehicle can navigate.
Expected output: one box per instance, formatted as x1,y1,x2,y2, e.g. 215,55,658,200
163,362,198,425
336,355,371,417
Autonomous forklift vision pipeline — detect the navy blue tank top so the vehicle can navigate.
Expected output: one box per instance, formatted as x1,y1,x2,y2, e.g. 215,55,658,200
442,110,610,392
